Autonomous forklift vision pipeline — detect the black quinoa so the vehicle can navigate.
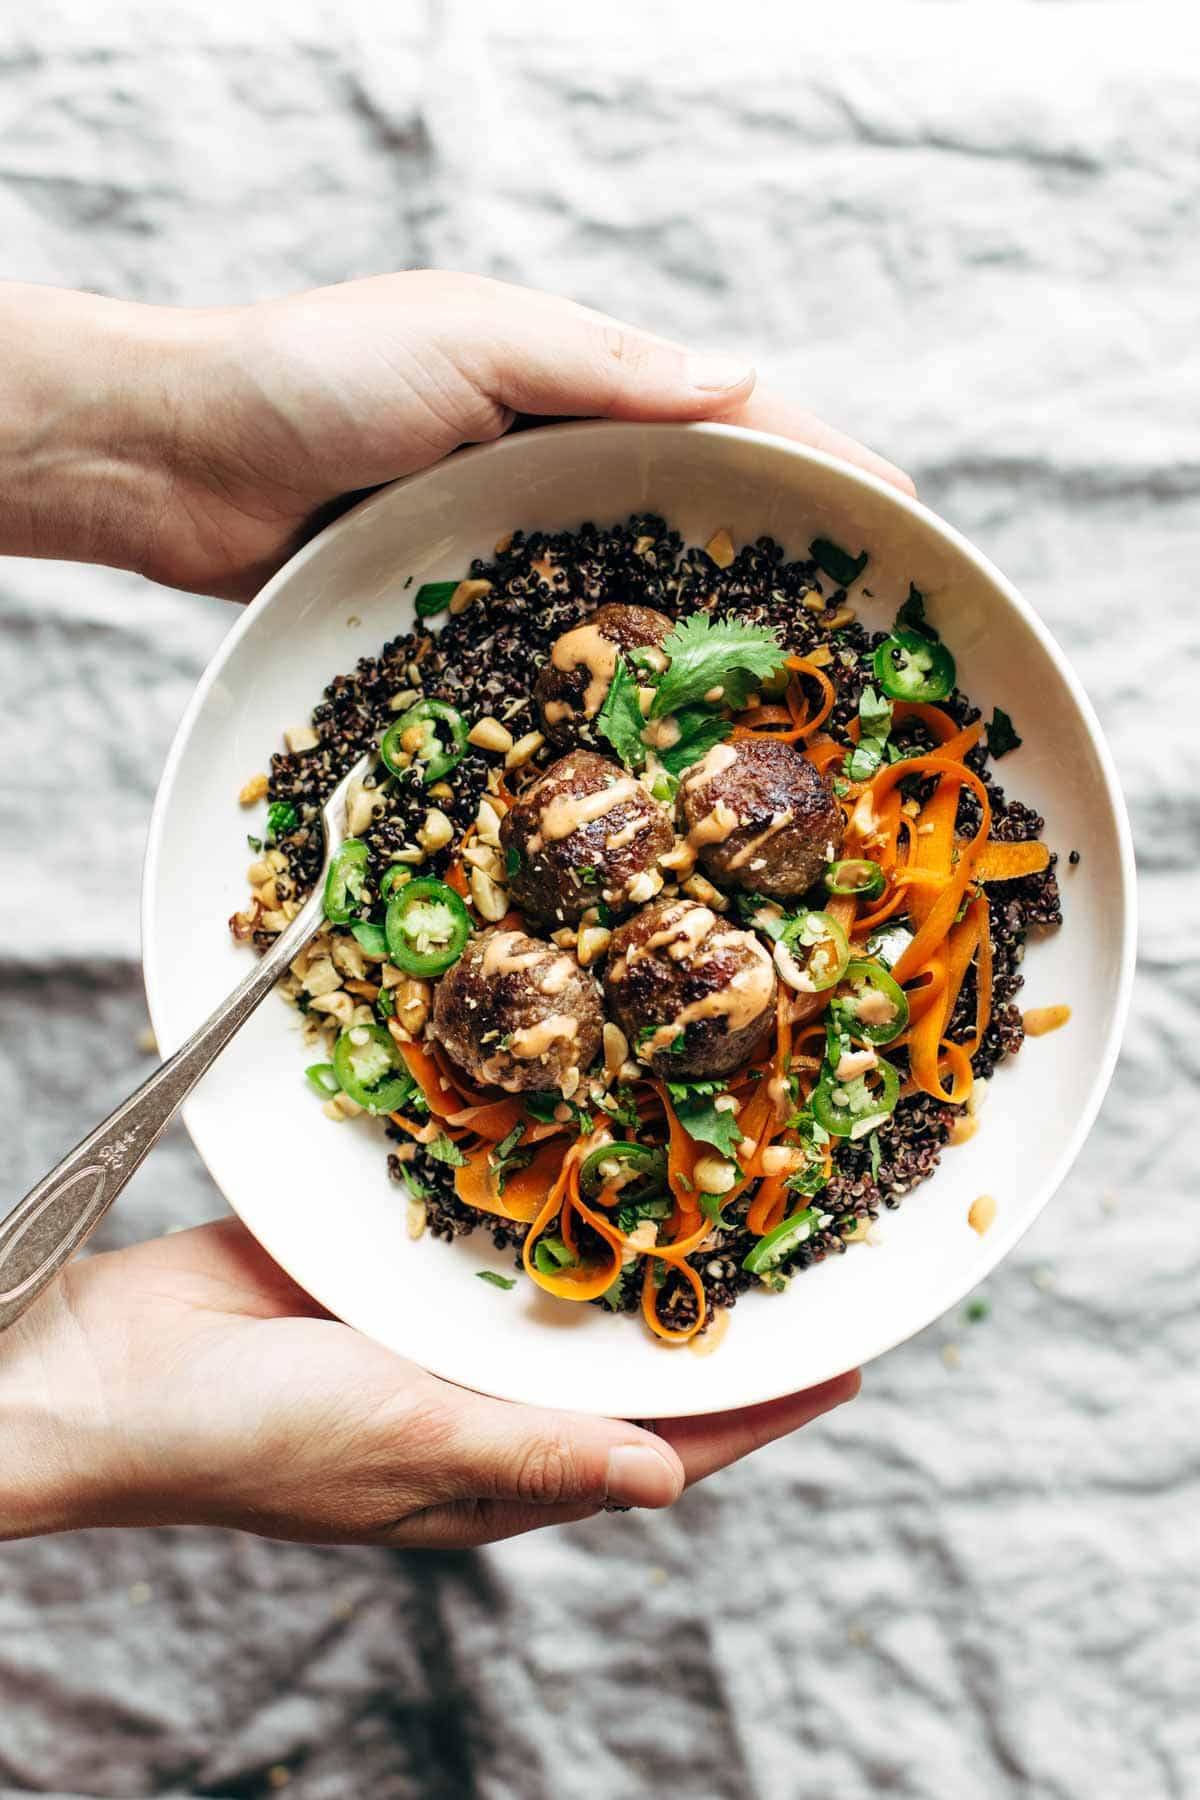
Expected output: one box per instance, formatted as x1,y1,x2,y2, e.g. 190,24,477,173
257,515,1061,1326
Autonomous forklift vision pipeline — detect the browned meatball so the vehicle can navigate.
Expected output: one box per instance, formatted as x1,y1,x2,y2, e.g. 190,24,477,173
677,738,843,898
534,602,674,745
431,927,603,1094
501,750,674,926
604,898,777,1079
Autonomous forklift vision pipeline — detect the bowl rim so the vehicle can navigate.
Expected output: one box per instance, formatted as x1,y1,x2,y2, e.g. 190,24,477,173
142,419,1138,1414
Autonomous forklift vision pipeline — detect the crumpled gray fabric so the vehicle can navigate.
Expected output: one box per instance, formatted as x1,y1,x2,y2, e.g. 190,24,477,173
2,6,1198,1797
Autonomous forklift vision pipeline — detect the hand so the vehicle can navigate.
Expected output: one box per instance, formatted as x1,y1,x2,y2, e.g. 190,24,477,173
0,271,913,600
0,1218,858,1547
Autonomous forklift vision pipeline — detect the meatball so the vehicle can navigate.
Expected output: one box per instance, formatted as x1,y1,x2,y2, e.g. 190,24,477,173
431,927,603,1094
677,737,843,898
534,602,674,745
604,898,777,1079
501,750,674,926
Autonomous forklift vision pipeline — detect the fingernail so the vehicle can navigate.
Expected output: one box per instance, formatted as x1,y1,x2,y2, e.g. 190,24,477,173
685,351,755,392
605,1443,682,1509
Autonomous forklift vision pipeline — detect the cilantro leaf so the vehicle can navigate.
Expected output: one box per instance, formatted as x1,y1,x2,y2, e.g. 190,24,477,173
600,1267,629,1311
986,707,1022,758
664,1077,726,1102
897,582,937,639
650,614,786,719
476,1270,516,1290
699,1191,729,1222
666,1086,744,1159
809,537,868,586
595,654,647,770
425,1132,467,1167
615,1195,672,1235
525,1089,589,1134
657,706,733,776
844,685,893,782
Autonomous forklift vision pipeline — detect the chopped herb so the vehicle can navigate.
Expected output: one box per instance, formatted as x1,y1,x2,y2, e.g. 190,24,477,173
657,706,733,776
986,707,1022,758
395,1166,429,1202
375,988,396,1021
607,1085,642,1131
832,776,851,799
809,537,868,587
246,833,263,853
652,1260,668,1289
504,844,522,879
490,1123,535,1192
845,685,893,782
595,653,648,770
414,580,458,618
476,1270,517,1291
664,1082,743,1158
600,1268,629,1311
266,800,298,843
650,614,787,718
525,1088,589,1131
965,1297,990,1323
532,1235,578,1275
574,863,601,886
426,1132,467,1167
615,1194,672,1235
897,583,938,639
699,1191,728,1222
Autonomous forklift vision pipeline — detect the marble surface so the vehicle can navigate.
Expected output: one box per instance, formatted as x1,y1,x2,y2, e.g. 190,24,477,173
2,6,1198,1796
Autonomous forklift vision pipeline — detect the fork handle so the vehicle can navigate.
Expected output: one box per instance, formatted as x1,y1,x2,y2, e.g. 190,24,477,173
0,895,323,1332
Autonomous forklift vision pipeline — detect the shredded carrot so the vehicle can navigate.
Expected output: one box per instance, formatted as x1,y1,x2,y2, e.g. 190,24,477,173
973,839,1052,881
391,1035,465,1117
454,1136,566,1224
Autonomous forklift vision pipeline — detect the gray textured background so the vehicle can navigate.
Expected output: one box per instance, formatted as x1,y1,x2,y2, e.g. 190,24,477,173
2,5,1198,1796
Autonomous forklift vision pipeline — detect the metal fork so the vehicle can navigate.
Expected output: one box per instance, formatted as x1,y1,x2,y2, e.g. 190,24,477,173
0,750,376,1331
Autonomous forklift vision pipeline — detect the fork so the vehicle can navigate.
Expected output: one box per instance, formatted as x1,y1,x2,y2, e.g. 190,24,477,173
0,750,376,1331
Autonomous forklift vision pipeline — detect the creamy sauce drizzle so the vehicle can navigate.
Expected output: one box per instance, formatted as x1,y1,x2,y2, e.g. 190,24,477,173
539,776,644,843
550,622,620,719
642,933,774,1056
538,956,575,996
683,741,739,791
606,816,650,852
627,903,717,966
509,1014,579,1060
480,931,545,978
725,809,795,871
687,799,740,849
642,714,681,751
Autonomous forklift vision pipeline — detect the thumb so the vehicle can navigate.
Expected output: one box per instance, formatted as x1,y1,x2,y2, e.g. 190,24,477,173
435,1388,685,1513
418,272,757,424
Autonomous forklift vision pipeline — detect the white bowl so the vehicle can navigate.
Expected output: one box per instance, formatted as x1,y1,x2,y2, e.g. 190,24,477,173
143,422,1135,1418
